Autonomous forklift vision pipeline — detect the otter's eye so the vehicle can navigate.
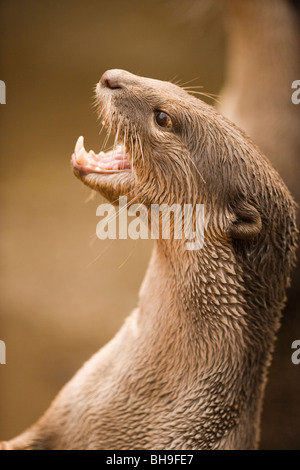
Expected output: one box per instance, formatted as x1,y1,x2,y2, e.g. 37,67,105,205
154,111,172,129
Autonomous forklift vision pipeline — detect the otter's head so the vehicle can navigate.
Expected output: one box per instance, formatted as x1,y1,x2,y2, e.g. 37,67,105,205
72,69,296,246
72,69,208,209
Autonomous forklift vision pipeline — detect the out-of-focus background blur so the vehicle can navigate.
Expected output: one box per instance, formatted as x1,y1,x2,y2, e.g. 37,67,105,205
0,0,299,450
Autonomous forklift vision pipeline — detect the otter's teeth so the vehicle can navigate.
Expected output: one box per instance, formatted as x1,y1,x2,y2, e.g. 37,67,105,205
75,136,84,153
89,150,98,160
76,148,88,166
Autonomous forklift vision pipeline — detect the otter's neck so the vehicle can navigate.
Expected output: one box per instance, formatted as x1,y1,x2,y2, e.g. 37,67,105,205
137,239,267,448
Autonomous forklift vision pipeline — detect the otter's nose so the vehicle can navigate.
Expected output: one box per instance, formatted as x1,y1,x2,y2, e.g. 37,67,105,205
100,69,136,89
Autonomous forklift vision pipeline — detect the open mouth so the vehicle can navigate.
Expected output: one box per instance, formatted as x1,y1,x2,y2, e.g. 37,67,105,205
72,136,132,174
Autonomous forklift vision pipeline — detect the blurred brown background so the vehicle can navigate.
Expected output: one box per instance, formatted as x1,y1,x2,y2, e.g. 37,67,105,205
0,0,299,450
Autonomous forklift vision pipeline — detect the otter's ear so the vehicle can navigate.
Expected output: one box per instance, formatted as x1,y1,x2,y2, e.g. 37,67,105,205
228,201,262,240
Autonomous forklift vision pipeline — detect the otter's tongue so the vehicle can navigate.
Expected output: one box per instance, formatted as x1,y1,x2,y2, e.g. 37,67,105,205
72,136,131,173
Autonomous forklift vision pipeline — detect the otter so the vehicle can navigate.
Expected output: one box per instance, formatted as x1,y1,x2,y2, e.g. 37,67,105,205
0,69,297,450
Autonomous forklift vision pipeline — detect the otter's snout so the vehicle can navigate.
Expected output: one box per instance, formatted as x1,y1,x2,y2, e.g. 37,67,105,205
100,69,136,90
